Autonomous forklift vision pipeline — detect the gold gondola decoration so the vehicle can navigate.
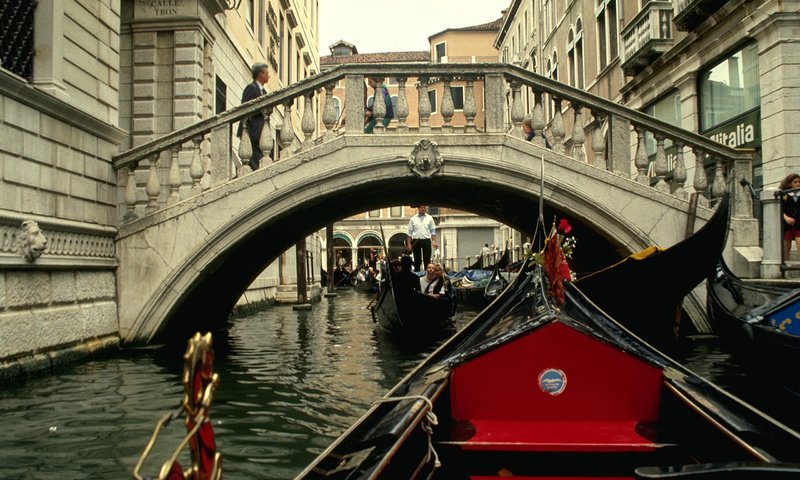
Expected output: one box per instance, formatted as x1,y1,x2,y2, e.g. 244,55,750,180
133,332,222,480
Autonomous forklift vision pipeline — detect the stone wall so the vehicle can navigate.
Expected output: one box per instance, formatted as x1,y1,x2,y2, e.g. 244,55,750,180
0,0,125,381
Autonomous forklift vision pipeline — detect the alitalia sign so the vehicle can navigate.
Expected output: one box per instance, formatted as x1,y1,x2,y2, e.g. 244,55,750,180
704,109,760,150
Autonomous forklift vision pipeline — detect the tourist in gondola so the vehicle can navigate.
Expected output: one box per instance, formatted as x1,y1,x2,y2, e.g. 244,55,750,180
420,262,436,293
425,262,452,298
392,255,421,295
407,205,437,272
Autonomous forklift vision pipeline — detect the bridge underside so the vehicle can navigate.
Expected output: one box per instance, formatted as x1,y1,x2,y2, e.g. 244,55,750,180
117,135,719,344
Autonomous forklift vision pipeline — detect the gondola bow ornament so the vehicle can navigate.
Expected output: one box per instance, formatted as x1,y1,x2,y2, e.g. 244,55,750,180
132,332,222,480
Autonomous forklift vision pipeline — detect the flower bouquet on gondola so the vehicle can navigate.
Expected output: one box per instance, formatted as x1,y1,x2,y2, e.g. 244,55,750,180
528,218,576,306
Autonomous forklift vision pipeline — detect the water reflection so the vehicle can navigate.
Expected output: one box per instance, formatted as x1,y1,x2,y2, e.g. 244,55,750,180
0,289,794,479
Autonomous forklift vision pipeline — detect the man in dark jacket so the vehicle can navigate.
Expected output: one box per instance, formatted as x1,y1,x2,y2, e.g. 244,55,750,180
237,62,270,169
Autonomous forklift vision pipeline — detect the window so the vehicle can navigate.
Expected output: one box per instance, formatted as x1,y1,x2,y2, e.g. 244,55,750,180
435,42,446,62
643,91,682,159
215,76,227,114
368,209,381,218
567,20,584,89
596,0,618,70
332,96,341,121
279,15,285,81
428,89,437,113
699,43,760,132
390,206,402,217
245,0,254,29
1,0,35,81
450,86,464,110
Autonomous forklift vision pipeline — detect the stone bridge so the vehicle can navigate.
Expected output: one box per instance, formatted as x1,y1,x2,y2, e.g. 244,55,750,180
113,63,757,344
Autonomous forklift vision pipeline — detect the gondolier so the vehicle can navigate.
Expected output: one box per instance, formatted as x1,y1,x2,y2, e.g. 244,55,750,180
407,205,437,272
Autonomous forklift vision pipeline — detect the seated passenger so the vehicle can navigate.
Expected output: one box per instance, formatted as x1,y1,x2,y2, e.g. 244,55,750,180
425,263,452,298
392,255,421,295
420,263,436,293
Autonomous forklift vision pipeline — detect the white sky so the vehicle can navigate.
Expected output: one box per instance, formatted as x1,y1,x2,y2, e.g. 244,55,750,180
318,0,511,55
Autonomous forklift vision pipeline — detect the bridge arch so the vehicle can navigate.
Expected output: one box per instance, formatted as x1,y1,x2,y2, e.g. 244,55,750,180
118,135,717,343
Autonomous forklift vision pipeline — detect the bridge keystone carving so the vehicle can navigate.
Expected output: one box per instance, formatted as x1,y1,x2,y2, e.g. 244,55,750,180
408,139,443,178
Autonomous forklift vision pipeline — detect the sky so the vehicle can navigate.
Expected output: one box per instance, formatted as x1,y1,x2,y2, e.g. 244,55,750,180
318,0,511,55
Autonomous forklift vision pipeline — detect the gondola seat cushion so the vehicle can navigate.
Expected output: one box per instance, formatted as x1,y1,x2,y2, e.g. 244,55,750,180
449,321,663,452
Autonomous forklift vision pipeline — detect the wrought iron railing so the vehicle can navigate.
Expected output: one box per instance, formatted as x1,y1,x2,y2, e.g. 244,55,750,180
0,0,36,82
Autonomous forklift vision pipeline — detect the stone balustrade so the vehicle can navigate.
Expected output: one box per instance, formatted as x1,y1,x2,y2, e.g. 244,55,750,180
112,63,753,225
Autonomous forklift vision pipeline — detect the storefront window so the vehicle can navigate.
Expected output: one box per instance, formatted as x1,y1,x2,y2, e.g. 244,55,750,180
642,91,681,181
699,43,760,132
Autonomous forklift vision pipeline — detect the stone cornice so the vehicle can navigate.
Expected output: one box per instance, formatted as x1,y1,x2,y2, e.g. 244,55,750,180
0,70,127,145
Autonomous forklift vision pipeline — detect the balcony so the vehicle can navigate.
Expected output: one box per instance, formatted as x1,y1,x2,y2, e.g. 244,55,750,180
673,0,727,31
620,1,674,77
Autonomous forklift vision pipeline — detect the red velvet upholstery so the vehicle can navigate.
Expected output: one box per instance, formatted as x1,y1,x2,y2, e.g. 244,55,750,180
450,321,663,452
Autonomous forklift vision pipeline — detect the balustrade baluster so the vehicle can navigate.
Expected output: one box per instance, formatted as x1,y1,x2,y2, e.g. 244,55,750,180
571,105,586,162
145,153,161,214
672,142,687,199
372,77,386,134
417,77,431,133
322,83,336,140
396,77,409,132
302,92,315,149
551,97,565,153
124,163,138,222
463,77,477,133
260,106,273,162
531,90,545,148
654,135,669,192
634,127,649,184
509,81,525,138
441,77,454,133
167,145,182,205
711,157,727,199
238,117,253,175
692,147,709,206
190,136,204,195
591,113,605,168
280,100,294,160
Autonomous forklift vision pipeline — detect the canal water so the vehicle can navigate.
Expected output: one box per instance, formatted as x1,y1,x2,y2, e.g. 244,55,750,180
0,288,796,479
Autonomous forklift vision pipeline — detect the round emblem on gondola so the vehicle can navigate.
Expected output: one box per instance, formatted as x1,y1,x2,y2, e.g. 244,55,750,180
538,368,567,396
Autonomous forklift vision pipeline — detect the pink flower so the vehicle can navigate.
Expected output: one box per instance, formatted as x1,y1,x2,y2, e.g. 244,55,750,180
558,219,572,235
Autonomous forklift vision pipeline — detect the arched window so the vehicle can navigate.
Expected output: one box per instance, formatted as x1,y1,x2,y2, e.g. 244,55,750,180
552,50,559,82
332,96,341,121
567,27,576,87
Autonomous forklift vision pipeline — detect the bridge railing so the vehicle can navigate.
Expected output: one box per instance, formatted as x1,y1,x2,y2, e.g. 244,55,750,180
112,63,753,223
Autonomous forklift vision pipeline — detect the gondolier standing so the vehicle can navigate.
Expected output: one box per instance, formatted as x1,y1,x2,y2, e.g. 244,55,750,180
407,205,437,272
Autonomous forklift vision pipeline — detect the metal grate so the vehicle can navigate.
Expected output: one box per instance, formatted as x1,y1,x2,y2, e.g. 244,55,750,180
0,0,37,82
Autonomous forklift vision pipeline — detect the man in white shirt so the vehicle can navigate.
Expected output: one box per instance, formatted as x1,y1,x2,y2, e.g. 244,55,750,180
407,205,437,272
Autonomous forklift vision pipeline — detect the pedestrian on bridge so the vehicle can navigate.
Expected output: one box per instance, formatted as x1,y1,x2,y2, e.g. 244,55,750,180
364,76,393,133
780,172,800,260
237,62,271,170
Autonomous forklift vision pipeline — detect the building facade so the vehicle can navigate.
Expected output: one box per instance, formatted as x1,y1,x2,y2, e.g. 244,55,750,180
496,0,798,195
0,0,321,378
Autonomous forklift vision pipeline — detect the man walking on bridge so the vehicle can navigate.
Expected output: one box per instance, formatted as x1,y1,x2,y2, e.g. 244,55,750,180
407,205,437,272
237,62,270,170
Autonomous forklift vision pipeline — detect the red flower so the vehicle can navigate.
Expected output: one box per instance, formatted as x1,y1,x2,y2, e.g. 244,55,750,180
558,219,572,235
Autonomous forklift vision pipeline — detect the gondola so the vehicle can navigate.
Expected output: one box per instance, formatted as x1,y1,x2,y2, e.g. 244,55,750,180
452,248,512,309
353,267,378,293
707,258,800,396
370,269,454,338
295,257,800,480
576,193,730,349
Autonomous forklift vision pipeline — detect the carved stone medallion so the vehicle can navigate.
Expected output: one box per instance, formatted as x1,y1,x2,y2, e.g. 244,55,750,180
408,139,443,178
